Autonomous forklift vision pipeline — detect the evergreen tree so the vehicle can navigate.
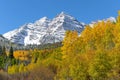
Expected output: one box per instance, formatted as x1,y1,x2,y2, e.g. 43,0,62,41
9,46,14,59
0,56,4,68
2,46,6,56
0,45,3,55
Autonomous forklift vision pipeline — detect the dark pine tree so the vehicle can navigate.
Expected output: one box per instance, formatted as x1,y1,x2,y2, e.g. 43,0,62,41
9,46,14,59
0,45,3,55
2,46,6,57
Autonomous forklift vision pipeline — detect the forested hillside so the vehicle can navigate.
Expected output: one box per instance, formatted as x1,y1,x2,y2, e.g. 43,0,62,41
0,12,120,80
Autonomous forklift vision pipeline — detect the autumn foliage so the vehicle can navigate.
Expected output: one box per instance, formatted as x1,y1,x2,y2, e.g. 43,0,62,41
14,50,31,61
2,11,120,80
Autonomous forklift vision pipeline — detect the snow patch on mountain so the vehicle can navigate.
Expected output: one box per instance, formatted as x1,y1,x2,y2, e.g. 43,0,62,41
89,17,116,27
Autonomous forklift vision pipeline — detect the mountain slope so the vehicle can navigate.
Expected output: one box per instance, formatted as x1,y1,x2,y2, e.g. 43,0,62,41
0,35,14,50
3,17,51,45
40,12,85,44
3,12,85,45
0,34,10,46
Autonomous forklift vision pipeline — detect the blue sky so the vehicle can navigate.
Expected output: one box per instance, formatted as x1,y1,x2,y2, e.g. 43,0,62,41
0,0,120,34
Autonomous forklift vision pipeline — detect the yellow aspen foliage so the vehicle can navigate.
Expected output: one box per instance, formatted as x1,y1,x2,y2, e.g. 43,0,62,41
8,65,19,74
108,49,120,79
19,63,27,73
88,51,111,80
62,30,78,58
117,10,120,23
81,25,92,43
56,11,120,80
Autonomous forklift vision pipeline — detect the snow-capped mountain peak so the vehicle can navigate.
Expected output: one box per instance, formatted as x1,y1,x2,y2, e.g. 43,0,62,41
34,17,51,27
35,17,50,24
3,12,84,45
40,12,85,44
56,12,76,21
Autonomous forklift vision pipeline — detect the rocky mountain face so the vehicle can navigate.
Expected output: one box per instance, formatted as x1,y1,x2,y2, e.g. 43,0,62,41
0,35,10,47
3,12,85,45
0,34,23,50
3,12,116,46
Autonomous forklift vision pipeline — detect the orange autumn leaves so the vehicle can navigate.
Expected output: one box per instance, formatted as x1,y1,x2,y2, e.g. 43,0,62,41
13,50,31,61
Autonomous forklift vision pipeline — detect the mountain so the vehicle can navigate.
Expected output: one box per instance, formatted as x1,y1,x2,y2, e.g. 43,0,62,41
3,17,51,45
89,17,116,27
0,35,10,46
40,12,85,44
0,34,24,50
3,12,85,45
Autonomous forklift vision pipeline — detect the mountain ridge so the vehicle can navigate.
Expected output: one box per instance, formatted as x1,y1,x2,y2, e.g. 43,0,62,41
3,12,85,45
3,12,116,46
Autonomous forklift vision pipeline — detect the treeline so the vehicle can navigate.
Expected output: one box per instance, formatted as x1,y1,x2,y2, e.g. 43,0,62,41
24,42,62,50
0,46,15,70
